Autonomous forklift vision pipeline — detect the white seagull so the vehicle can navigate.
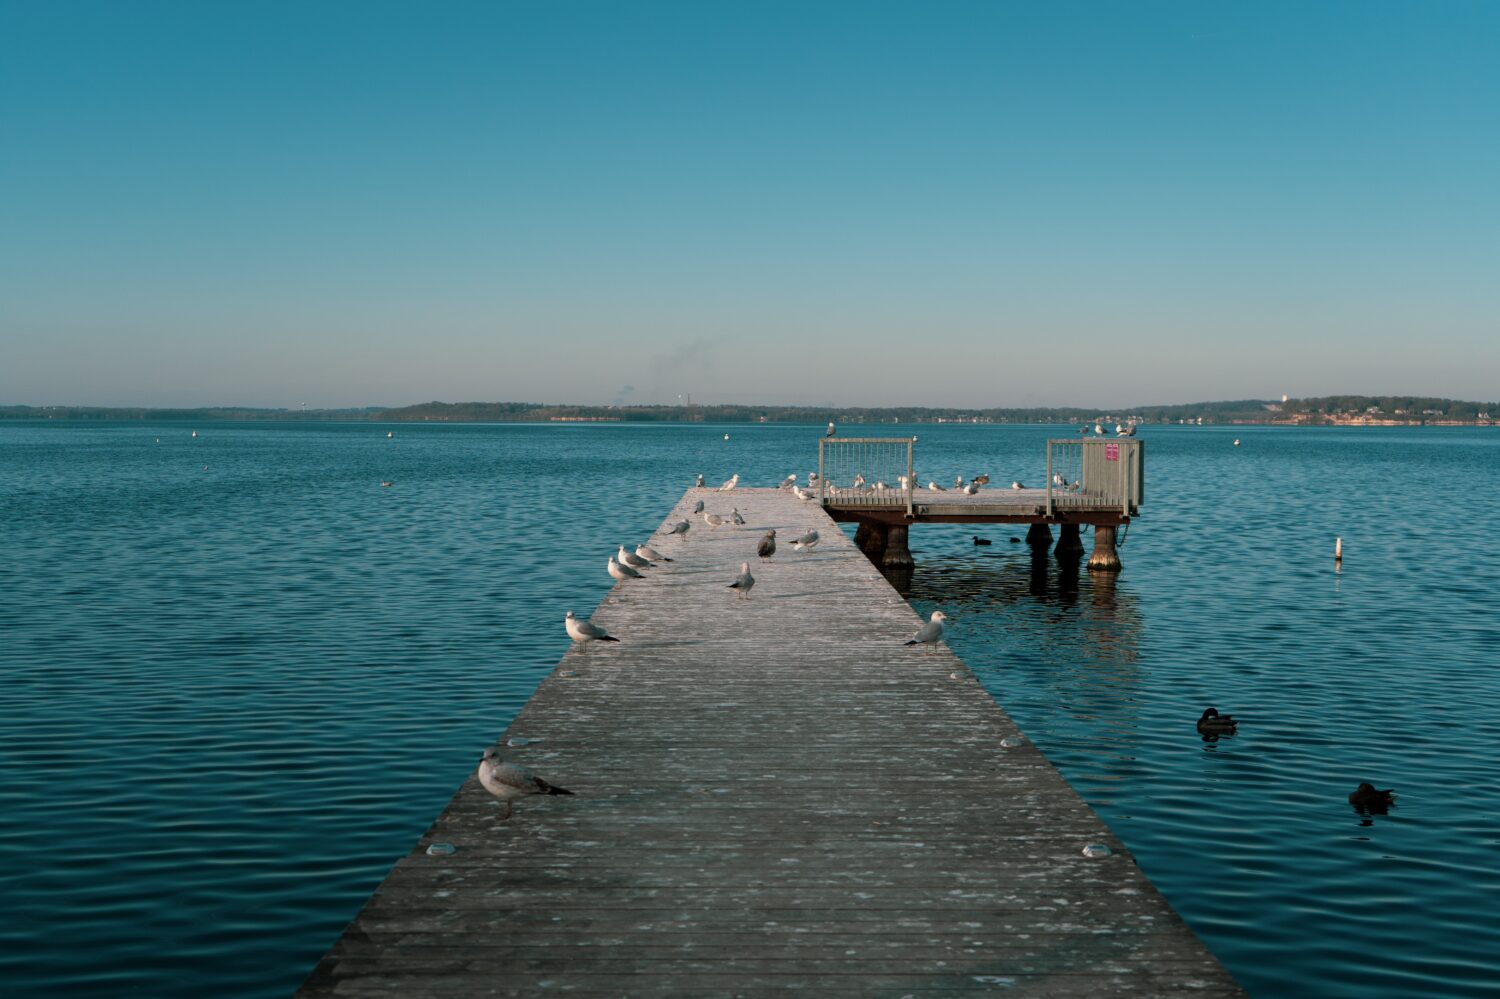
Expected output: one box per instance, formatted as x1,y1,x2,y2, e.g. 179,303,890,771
964,481,981,495
927,481,947,491
825,422,836,437
703,511,726,528
790,530,819,550
618,544,652,569
477,747,573,821
1011,481,1024,490
717,473,739,491
608,556,643,582
728,562,755,599
635,544,671,563
779,474,797,489
904,611,948,648
565,610,619,645
695,474,705,487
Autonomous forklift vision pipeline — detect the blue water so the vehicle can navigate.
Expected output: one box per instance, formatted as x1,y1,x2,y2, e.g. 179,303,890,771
2,421,1497,997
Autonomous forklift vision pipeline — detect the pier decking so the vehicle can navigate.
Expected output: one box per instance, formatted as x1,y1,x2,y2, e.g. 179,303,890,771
300,487,1239,997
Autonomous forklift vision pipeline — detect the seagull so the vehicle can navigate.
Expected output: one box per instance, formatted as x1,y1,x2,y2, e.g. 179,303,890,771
927,481,947,491
380,480,393,487
608,556,643,582
1348,782,1396,813
904,611,948,647
1196,708,1238,736
793,486,815,501
703,512,726,528
972,474,990,485
790,530,819,550
1052,473,1066,487
825,422,836,437
1011,480,1024,490
718,473,739,491
730,507,745,526
477,747,573,820
964,481,980,495
728,561,755,599
692,499,705,514
695,474,705,487
664,519,690,535
565,610,619,645
757,529,777,559
618,544,653,569
386,431,393,438
779,474,797,489
954,475,965,489
635,543,671,563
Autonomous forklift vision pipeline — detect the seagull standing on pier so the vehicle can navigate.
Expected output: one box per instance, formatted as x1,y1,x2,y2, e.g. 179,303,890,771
477,748,573,821
695,474,705,487
904,611,948,648
728,562,755,599
692,499,705,514
758,529,777,559
618,544,653,569
825,422,836,437
664,519,691,535
718,473,739,491
779,474,797,489
790,530,819,550
635,543,671,563
703,512,726,528
731,507,745,526
565,610,619,646
608,556,643,582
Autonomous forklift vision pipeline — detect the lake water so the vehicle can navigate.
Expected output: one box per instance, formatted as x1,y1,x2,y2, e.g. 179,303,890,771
2,421,1497,997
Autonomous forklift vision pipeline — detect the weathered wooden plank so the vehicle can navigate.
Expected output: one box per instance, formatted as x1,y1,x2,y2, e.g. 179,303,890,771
299,488,1240,997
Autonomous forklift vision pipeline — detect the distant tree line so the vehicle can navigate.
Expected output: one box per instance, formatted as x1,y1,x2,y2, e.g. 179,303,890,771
3,396,1494,425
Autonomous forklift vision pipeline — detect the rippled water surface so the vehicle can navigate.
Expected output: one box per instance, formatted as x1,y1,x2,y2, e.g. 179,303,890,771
2,421,1498,997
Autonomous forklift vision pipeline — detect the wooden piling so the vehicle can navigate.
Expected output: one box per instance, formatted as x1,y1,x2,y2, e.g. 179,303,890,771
1088,524,1123,572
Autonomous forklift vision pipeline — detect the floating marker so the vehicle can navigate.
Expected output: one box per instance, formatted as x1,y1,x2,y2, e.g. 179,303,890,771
1335,536,1343,561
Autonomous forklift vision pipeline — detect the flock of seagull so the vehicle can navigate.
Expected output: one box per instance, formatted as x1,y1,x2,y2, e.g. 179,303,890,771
478,468,950,820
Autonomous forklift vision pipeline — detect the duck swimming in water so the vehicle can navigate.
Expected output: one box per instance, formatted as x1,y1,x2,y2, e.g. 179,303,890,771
1348,782,1396,813
1196,708,1238,735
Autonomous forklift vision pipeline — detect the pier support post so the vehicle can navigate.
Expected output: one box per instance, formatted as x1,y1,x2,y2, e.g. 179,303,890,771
1054,522,1085,559
854,521,886,562
882,524,914,571
1088,525,1122,572
1025,522,1053,552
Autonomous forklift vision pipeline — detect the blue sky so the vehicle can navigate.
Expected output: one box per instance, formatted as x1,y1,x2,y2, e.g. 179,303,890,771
2,1,1496,408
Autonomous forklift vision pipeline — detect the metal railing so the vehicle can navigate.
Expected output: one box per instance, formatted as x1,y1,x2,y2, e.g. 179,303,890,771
1046,439,1144,517
818,437,916,514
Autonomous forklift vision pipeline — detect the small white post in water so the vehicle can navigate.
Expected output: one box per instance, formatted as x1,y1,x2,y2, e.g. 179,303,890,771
1335,536,1343,562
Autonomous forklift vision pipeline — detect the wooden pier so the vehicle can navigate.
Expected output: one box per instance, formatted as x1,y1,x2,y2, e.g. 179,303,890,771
299,487,1240,997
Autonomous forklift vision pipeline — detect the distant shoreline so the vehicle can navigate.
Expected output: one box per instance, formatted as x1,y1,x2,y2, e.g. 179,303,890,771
2,396,1495,428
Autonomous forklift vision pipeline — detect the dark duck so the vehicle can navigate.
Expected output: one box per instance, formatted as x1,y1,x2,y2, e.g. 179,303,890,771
1196,708,1238,736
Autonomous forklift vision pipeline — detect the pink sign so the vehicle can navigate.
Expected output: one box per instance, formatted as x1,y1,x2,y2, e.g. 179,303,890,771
1105,443,1119,462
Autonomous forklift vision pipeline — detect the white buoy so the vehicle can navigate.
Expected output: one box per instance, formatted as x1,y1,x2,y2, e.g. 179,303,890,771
1233,439,1240,446
387,431,393,438
723,433,730,440
1335,536,1343,561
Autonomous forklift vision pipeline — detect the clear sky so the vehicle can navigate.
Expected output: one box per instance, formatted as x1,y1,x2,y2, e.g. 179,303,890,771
2,1,1496,409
